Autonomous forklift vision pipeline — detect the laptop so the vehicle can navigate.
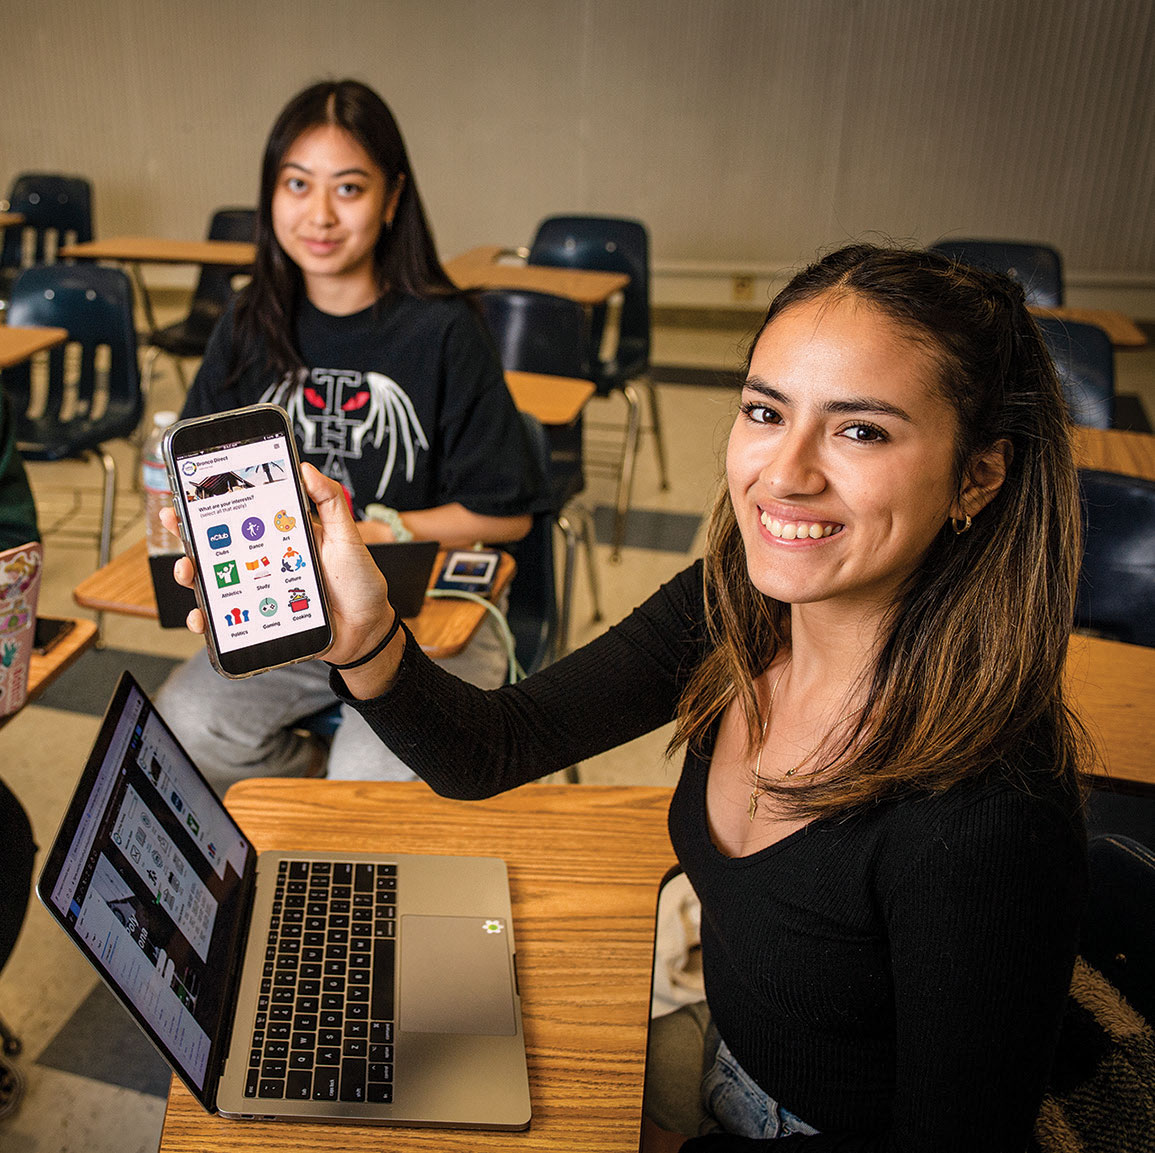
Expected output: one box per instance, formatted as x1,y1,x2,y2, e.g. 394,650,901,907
150,539,440,628
37,672,531,1129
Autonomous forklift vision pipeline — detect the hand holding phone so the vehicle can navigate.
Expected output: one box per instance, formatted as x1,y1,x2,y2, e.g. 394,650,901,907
161,447,400,681
163,404,333,678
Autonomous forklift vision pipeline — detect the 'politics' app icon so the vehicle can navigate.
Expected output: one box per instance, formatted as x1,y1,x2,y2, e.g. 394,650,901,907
223,607,250,627
241,516,266,541
206,523,231,549
213,560,240,589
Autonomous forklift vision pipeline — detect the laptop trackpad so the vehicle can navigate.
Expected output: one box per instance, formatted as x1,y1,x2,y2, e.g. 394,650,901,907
399,915,516,1035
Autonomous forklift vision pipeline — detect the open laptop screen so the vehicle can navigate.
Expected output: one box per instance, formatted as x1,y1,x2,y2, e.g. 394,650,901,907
38,673,255,1105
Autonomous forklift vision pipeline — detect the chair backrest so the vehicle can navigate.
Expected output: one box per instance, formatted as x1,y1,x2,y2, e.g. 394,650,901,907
1,173,94,269
183,207,257,339
528,215,651,375
929,238,1064,308
478,288,589,508
4,264,143,453
1036,316,1115,429
1075,469,1155,647
504,412,559,675
1081,834,1155,1026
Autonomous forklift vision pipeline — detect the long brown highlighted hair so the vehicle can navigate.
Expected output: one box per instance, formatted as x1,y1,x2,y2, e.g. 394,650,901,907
671,244,1089,816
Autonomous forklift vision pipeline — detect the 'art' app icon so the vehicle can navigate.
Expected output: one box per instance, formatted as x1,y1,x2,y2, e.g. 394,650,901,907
207,523,231,549
213,560,240,589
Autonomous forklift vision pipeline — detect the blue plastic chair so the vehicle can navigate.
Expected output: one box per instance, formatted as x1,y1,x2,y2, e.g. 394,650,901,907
141,207,256,395
528,215,669,559
1075,469,1155,648
0,173,94,312
4,264,144,569
479,288,603,650
929,238,1064,308
1036,316,1115,430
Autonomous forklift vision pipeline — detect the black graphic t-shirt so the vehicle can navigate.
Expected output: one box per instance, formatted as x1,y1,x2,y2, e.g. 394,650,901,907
182,294,544,520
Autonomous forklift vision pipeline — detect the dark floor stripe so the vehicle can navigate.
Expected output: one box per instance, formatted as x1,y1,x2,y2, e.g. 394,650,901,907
593,505,702,553
36,982,170,1098
34,647,183,716
652,363,741,389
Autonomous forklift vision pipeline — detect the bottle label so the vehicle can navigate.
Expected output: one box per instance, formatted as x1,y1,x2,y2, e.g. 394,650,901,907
142,461,169,492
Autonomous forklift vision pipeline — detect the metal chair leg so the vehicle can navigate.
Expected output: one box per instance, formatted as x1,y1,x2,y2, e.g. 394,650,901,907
575,504,602,623
609,384,643,562
640,376,670,492
554,515,579,658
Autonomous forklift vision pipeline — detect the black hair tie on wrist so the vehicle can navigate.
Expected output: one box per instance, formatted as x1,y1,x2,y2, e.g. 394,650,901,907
326,613,401,671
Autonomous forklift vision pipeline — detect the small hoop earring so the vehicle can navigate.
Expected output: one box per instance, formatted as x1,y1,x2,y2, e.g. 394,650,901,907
951,514,972,535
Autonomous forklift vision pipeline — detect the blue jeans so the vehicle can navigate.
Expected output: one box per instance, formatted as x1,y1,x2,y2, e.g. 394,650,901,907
699,1023,818,1140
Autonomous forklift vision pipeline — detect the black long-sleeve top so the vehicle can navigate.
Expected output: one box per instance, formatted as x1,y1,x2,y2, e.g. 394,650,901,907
335,561,1086,1152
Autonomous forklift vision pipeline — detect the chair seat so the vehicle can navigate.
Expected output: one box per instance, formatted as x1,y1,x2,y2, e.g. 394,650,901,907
148,317,219,358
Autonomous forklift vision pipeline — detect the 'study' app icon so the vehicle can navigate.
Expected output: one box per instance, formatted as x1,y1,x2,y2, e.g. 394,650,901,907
207,523,231,549
213,560,240,589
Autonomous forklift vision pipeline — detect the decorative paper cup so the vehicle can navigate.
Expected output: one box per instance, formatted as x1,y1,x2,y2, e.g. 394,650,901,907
0,542,43,718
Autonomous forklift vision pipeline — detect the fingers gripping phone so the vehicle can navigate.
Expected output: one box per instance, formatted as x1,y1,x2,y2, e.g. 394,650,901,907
162,404,332,678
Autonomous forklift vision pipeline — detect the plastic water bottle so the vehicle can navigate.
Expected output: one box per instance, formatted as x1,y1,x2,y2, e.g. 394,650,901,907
142,411,183,555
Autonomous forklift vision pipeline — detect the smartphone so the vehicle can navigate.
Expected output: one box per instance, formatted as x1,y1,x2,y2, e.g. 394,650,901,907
33,615,75,655
162,404,332,678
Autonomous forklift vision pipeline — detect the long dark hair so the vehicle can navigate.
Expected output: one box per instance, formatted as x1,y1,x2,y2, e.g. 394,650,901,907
228,79,457,389
672,244,1089,815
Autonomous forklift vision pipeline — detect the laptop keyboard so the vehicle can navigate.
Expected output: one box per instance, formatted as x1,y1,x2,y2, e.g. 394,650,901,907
244,859,397,1104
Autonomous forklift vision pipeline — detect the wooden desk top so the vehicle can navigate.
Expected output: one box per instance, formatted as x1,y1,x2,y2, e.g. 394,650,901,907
0,211,24,228
1029,306,1147,348
157,780,675,1153
1,616,99,729
0,325,69,369
59,236,256,266
1073,426,1155,483
1068,633,1155,790
446,245,629,306
72,540,513,660
506,371,595,426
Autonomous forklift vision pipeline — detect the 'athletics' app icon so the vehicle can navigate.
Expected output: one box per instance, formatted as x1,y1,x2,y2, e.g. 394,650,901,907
213,560,240,589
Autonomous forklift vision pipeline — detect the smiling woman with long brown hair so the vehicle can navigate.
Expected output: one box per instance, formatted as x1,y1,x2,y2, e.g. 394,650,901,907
169,242,1090,1150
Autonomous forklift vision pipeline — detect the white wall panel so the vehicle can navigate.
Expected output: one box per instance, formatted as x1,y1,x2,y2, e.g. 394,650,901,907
1,0,1151,303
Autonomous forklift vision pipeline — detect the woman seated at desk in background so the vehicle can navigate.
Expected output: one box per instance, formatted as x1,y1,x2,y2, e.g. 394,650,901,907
167,244,1088,1150
157,78,543,794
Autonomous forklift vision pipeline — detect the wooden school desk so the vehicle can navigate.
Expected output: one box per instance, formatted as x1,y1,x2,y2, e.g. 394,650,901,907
72,540,514,660
505,370,595,427
1073,426,1155,483
0,616,99,730
445,245,629,306
156,779,677,1153
0,325,68,369
1028,306,1147,349
58,236,256,331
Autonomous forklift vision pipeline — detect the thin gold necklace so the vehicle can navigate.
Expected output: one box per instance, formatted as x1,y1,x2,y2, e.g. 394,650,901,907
748,663,795,821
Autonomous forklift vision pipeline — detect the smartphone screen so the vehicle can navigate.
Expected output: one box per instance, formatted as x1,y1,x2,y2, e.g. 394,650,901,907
163,405,332,678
